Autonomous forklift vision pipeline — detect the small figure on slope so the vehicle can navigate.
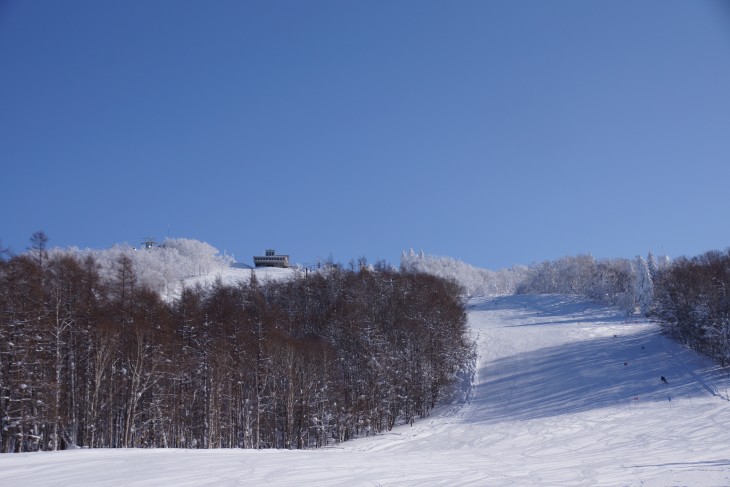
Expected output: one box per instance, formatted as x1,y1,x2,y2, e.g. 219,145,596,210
661,376,669,384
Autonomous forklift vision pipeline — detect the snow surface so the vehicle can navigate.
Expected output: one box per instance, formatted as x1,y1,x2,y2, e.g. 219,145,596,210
5,294,730,486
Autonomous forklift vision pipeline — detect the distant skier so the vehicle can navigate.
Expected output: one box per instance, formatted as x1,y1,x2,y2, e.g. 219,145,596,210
661,376,668,384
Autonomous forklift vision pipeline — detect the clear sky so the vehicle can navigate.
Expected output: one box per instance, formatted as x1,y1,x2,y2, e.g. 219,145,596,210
2,1,729,269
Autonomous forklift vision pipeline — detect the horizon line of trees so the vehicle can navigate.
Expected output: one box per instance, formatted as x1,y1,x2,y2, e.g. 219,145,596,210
515,252,667,315
0,235,473,453
400,249,529,296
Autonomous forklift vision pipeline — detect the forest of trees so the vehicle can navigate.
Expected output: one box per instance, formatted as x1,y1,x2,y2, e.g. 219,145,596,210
400,250,528,296
0,237,473,453
49,237,234,299
653,249,730,366
4,232,730,454
515,253,667,315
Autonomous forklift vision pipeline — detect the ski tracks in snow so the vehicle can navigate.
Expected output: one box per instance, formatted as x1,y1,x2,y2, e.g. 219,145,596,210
344,294,730,485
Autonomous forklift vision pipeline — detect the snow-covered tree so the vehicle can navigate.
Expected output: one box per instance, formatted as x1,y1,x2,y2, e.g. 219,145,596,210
647,251,659,279
634,255,654,315
518,255,639,313
400,249,526,296
49,238,233,298
658,254,671,270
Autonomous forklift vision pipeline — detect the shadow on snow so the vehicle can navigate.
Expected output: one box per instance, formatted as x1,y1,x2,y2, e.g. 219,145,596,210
465,296,726,424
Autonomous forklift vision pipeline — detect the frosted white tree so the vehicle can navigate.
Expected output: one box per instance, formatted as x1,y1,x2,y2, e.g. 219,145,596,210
658,254,671,270
48,238,233,297
634,255,654,315
400,250,526,296
647,251,659,279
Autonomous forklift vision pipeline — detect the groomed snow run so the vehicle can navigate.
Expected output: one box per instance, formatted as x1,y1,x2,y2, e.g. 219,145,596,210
4,294,730,486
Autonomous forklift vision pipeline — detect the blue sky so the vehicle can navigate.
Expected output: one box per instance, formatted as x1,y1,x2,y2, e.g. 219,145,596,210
2,1,729,269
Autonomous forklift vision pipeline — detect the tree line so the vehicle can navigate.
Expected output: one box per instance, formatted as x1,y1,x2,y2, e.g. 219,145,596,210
0,237,473,453
516,253,665,315
48,237,234,300
400,249,528,296
515,248,730,367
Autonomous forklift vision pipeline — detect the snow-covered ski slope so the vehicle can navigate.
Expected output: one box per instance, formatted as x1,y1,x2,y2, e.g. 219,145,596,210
5,295,730,486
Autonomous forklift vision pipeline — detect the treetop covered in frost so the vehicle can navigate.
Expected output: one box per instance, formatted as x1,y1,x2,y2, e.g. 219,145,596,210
47,238,234,297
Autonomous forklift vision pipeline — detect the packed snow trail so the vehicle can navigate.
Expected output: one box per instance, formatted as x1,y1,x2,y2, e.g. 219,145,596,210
4,295,730,486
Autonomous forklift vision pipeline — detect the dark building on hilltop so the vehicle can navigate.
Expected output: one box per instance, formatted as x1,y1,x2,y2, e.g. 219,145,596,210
253,249,290,268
